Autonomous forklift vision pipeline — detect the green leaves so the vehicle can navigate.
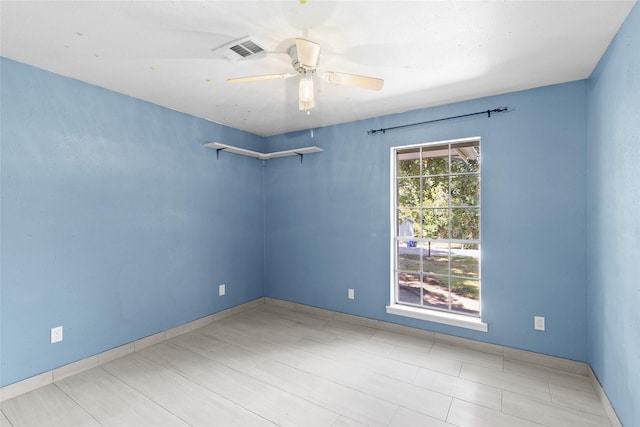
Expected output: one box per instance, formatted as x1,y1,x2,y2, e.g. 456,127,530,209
396,142,480,240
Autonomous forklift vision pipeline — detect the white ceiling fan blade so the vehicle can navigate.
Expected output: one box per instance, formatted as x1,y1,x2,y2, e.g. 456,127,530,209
296,38,321,69
227,73,297,84
322,72,384,91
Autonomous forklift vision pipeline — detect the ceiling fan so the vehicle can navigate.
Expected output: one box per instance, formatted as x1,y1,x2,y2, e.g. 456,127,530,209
227,38,384,114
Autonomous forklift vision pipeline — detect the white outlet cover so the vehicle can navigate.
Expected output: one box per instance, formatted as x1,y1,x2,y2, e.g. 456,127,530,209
219,283,226,296
51,326,63,343
348,288,355,299
534,316,545,331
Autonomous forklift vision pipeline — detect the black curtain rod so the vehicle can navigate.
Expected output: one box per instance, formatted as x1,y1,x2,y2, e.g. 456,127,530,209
367,107,508,135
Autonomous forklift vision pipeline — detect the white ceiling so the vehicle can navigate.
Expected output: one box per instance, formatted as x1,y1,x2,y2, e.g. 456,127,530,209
1,1,635,137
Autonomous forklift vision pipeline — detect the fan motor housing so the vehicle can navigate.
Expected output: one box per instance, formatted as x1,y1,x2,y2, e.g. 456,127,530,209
288,45,317,73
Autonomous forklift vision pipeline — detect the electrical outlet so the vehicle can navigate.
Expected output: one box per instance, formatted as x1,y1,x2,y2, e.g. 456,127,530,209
348,288,355,299
534,316,545,331
51,326,63,344
219,283,226,296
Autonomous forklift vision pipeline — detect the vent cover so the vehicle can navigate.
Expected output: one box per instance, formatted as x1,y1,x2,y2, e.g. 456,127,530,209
214,36,265,62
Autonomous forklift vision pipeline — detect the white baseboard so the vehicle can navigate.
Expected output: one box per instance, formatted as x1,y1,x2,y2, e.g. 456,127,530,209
264,297,587,369
588,366,622,427
0,297,264,402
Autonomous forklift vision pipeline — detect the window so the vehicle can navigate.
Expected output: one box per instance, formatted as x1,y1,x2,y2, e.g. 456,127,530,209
390,138,481,323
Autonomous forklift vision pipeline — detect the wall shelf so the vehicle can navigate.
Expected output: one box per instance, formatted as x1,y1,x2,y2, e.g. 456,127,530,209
204,142,322,162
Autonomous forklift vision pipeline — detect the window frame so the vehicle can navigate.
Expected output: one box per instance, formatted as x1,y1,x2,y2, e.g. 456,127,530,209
387,137,487,332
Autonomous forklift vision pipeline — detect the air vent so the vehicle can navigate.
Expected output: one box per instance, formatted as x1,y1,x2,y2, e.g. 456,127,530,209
214,36,266,62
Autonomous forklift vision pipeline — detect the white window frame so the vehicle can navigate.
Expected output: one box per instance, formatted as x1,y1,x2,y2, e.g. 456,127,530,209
386,137,488,332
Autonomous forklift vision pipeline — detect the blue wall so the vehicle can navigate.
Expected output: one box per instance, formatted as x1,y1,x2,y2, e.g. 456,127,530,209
264,81,588,362
586,3,640,426
0,58,265,386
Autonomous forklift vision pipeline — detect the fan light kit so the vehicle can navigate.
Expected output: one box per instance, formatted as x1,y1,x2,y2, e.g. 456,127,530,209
228,38,384,114
299,74,314,113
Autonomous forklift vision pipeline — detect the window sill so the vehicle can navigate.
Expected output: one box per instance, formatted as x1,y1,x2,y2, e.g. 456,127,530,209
386,304,488,332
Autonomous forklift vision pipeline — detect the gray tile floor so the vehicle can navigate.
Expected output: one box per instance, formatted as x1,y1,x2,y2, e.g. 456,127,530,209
1,304,612,426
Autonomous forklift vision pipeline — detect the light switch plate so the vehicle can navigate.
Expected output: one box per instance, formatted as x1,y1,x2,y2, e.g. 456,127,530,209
534,316,545,331
219,283,226,296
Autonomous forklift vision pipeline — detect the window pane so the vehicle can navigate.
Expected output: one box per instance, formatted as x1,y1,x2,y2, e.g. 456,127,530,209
393,139,481,318
422,242,449,276
397,177,421,208
451,142,480,174
397,242,420,272
422,274,450,310
421,145,449,176
397,210,420,238
450,174,479,206
397,272,421,305
422,208,448,239
422,176,448,207
451,208,479,240
397,148,421,177
451,278,480,315
450,244,480,278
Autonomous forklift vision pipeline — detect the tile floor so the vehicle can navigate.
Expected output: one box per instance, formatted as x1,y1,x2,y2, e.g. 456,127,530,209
0,304,612,426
